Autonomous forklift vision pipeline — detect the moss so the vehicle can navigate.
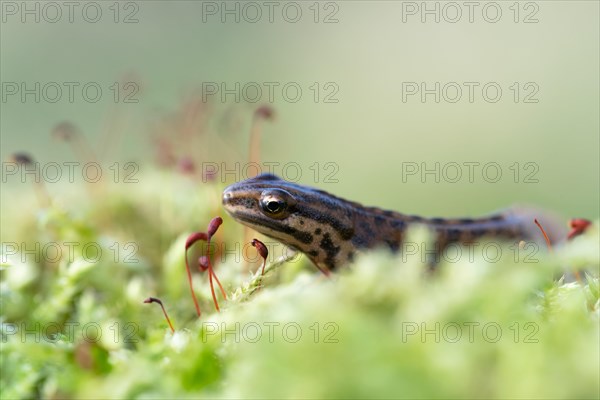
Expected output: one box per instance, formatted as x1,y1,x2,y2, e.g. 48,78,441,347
1,173,598,399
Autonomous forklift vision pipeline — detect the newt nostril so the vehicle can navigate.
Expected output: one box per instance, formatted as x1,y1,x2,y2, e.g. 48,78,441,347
222,189,233,205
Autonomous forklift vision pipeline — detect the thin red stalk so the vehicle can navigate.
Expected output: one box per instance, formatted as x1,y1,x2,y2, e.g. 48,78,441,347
534,219,553,252
10,153,51,207
144,297,175,333
566,219,590,283
248,107,272,173
74,135,98,164
242,108,273,271
100,106,120,160
185,253,202,317
566,218,590,283
535,219,582,283
205,217,227,311
186,218,227,314
211,269,227,299
208,272,219,312
52,122,93,164
185,232,208,317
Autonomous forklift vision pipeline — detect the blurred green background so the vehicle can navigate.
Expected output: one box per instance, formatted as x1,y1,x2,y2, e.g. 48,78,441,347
2,0,598,218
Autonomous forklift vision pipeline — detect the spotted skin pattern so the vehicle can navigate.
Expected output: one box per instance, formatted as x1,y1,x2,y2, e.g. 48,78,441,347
222,173,563,272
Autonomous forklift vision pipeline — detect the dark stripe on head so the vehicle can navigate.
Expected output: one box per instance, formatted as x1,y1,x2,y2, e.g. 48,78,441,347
229,210,314,244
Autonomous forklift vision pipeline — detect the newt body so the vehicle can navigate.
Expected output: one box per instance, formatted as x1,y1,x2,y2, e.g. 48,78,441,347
222,173,563,271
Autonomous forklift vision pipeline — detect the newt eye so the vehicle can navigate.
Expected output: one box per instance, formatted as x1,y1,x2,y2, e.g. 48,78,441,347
265,199,284,213
259,189,295,218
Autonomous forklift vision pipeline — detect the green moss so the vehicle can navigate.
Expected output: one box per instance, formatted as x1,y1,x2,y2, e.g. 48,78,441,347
1,174,598,399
